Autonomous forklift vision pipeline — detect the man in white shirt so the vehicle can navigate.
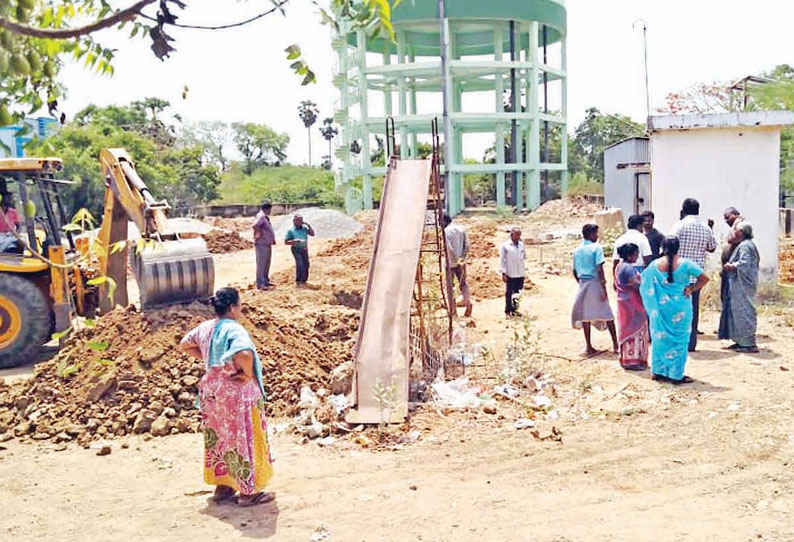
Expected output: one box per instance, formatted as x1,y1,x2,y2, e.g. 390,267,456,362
670,198,717,352
613,214,653,275
500,227,526,317
444,213,472,317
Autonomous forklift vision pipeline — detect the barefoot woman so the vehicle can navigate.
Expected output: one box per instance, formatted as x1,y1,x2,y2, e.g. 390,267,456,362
640,237,709,385
181,287,274,506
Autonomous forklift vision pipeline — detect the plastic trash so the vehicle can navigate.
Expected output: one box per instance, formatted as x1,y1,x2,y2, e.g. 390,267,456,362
329,394,349,414
533,394,552,408
431,377,482,409
514,418,536,430
299,386,318,409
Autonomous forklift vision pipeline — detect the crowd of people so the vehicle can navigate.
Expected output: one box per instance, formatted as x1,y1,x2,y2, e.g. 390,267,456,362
182,198,762,506
571,198,761,385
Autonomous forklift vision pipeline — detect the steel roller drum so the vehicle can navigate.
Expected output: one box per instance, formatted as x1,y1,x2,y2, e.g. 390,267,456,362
133,237,215,309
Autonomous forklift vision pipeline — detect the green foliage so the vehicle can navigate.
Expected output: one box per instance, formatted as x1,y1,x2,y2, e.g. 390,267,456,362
26,101,220,216
749,65,794,193
570,108,646,183
231,122,289,175
0,0,122,125
566,171,604,197
218,165,344,208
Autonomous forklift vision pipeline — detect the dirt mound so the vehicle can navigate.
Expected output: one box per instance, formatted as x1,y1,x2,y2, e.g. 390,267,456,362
0,288,359,446
781,239,794,283
202,229,253,254
466,259,535,301
531,197,602,219
465,222,498,259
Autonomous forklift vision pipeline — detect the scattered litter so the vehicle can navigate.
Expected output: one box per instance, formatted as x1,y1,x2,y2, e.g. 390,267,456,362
310,526,332,542
431,378,483,410
514,418,536,430
727,402,741,412
494,384,520,398
329,394,349,415
533,395,553,408
299,387,319,409
317,436,336,447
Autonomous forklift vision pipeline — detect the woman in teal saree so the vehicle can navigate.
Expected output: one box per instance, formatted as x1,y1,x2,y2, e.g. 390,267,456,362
640,237,709,385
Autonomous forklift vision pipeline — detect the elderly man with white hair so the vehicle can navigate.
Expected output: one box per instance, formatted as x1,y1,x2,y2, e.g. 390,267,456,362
284,214,315,286
499,226,526,317
719,221,760,353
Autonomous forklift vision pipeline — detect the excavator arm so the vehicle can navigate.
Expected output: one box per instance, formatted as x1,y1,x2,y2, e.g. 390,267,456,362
96,148,214,312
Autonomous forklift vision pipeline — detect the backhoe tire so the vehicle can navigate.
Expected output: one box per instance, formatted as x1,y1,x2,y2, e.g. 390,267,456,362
0,273,50,369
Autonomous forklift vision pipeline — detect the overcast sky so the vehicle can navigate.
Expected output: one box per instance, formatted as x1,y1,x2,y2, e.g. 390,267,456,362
57,0,794,164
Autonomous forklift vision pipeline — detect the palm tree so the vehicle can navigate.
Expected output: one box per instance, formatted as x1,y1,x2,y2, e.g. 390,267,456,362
319,117,339,169
297,100,319,167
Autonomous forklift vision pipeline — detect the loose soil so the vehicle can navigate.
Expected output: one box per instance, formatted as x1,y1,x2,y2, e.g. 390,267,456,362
1,200,793,541
202,229,254,254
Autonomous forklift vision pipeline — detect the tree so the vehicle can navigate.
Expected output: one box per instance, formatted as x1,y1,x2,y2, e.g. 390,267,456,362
319,117,338,170
661,81,737,114
0,0,400,125
749,65,794,194
26,101,220,215
180,120,234,172
297,100,318,167
570,108,646,182
231,122,289,175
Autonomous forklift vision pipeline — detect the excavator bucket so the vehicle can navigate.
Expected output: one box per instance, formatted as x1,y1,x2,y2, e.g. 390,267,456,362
132,237,215,309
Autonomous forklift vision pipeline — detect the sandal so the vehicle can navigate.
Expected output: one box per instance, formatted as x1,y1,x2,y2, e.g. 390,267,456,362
651,374,669,382
212,486,236,504
724,343,741,351
736,346,759,354
237,492,275,507
671,376,695,385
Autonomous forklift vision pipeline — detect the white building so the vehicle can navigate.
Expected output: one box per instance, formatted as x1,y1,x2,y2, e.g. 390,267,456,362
605,111,794,282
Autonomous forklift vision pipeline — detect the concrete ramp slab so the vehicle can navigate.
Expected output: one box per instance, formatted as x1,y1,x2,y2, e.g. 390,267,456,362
346,159,431,424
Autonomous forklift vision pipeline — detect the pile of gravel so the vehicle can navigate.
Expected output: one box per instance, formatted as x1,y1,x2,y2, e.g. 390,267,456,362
273,207,363,240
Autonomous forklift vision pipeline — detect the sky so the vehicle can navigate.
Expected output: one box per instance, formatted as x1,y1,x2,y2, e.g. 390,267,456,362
56,0,794,165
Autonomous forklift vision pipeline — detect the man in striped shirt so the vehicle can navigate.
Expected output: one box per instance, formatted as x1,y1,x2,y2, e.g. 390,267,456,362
670,198,717,352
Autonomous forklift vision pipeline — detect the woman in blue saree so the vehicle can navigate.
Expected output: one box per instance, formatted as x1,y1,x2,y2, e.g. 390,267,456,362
640,237,709,385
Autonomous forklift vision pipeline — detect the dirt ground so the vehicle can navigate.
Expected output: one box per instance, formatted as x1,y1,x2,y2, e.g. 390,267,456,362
2,208,794,541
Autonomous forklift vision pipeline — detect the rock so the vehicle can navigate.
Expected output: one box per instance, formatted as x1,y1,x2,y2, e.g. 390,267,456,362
86,374,117,402
0,410,14,433
181,375,199,388
175,418,192,433
65,424,85,437
409,484,418,491
121,441,130,449
132,410,156,434
163,407,177,418
86,418,100,430
177,392,193,405
13,421,31,437
149,400,165,415
53,443,67,452
139,347,164,367
329,360,353,395
150,415,170,437
54,432,72,442
31,432,51,440
483,405,497,415
96,445,112,456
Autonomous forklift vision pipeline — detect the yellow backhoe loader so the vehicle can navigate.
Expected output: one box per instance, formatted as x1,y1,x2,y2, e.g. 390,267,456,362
0,148,214,369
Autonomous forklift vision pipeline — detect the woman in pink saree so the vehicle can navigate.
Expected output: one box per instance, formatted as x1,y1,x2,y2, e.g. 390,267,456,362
615,243,649,370
181,287,274,506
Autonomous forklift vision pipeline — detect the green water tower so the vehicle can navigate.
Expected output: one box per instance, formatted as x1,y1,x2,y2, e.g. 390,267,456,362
332,0,568,215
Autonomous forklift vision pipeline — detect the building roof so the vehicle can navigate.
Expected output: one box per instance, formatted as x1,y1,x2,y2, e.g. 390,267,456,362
604,136,650,151
649,111,794,132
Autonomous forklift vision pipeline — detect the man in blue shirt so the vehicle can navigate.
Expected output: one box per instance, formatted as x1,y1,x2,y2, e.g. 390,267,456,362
572,223,618,356
285,214,315,286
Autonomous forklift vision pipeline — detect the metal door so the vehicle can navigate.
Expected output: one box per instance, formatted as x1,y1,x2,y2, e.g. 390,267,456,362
635,172,651,214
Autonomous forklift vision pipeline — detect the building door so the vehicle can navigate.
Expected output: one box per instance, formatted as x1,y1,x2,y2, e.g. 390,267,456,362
635,172,651,214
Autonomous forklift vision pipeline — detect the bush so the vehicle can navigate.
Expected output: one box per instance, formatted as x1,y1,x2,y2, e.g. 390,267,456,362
218,165,344,208
567,171,604,197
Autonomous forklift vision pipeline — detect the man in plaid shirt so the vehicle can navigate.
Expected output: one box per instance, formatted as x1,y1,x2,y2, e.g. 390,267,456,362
671,198,717,352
